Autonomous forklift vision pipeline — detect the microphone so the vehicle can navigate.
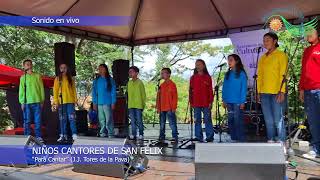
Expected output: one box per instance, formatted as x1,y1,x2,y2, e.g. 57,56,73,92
215,63,227,68
257,47,262,52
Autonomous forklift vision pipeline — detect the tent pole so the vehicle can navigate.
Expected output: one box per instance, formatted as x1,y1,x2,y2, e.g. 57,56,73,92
131,46,134,66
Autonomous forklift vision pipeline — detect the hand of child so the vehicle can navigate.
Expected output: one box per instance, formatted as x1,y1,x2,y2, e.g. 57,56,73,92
93,104,97,111
240,104,245,110
299,90,304,102
276,93,285,103
222,102,226,109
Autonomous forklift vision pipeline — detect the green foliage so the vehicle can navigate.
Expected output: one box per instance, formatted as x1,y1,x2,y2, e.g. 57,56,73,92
139,41,221,81
0,26,63,75
0,91,13,133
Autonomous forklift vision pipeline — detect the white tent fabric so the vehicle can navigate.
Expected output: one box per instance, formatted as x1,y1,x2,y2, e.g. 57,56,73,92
0,0,319,46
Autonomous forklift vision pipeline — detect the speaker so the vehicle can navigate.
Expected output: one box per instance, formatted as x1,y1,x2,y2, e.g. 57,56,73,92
75,110,88,135
113,96,129,137
72,137,148,178
112,60,129,86
195,143,286,180
0,135,44,167
54,42,76,76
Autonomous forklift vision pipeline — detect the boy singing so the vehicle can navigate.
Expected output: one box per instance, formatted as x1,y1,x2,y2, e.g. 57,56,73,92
19,59,45,143
157,68,179,142
127,66,146,140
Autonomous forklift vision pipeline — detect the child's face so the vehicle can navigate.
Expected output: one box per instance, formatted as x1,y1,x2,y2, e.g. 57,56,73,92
228,56,236,69
195,61,205,72
263,36,277,50
59,64,67,74
98,66,107,76
161,70,170,80
306,29,319,44
129,69,138,78
23,61,32,71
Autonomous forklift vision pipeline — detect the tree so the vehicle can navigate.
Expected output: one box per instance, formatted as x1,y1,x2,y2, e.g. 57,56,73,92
138,41,222,81
0,26,63,74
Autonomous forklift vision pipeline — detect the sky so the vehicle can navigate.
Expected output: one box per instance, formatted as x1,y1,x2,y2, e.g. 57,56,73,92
135,38,233,79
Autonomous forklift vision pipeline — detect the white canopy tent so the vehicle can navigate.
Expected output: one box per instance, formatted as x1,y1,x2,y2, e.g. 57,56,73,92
0,0,319,47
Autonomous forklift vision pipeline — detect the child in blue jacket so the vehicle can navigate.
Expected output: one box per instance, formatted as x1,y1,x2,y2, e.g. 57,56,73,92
222,54,248,142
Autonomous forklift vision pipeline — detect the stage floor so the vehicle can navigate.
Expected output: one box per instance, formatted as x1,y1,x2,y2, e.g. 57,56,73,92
0,137,320,180
0,123,319,180
0,148,319,180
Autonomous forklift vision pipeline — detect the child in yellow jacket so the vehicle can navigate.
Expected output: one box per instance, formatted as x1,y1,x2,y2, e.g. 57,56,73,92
53,64,77,142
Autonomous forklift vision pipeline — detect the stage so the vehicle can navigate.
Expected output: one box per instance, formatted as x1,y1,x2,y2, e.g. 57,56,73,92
0,126,320,180
0,140,319,180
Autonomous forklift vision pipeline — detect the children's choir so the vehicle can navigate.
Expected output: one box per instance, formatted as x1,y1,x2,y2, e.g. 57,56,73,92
18,29,320,159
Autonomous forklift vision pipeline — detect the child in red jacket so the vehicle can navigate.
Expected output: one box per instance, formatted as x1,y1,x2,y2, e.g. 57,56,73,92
190,59,214,142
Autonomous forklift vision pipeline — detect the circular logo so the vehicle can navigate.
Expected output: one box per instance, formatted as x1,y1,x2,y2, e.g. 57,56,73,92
269,18,283,31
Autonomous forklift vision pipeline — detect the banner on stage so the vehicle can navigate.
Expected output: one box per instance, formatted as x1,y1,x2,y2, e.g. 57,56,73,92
229,29,269,87
0,145,162,165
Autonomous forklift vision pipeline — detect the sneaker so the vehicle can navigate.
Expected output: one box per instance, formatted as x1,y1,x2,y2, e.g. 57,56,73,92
194,138,204,142
129,135,136,140
108,135,115,138
72,134,78,141
205,138,214,143
267,140,275,143
37,137,44,143
100,133,107,138
170,137,178,142
138,135,144,140
303,151,317,159
57,136,65,143
282,144,287,155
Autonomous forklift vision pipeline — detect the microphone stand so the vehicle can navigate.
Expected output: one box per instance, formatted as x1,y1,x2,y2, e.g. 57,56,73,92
24,70,27,105
179,86,196,149
279,38,302,157
179,70,197,149
23,69,27,132
249,47,263,136
250,47,262,114
94,74,100,137
152,80,161,128
58,75,65,142
214,65,224,143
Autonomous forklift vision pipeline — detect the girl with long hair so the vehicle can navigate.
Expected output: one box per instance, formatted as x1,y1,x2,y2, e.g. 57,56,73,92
92,64,116,138
53,63,78,142
222,54,248,142
189,59,214,142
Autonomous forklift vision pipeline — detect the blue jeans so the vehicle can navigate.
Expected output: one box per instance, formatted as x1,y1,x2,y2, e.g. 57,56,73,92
260,94,286,142
226,103,245,142
194,107,214,141
23,103,42,138
129,108,144,137
98,105,114,137
304,90,320,155
58,103,77,136
159,111,179,140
